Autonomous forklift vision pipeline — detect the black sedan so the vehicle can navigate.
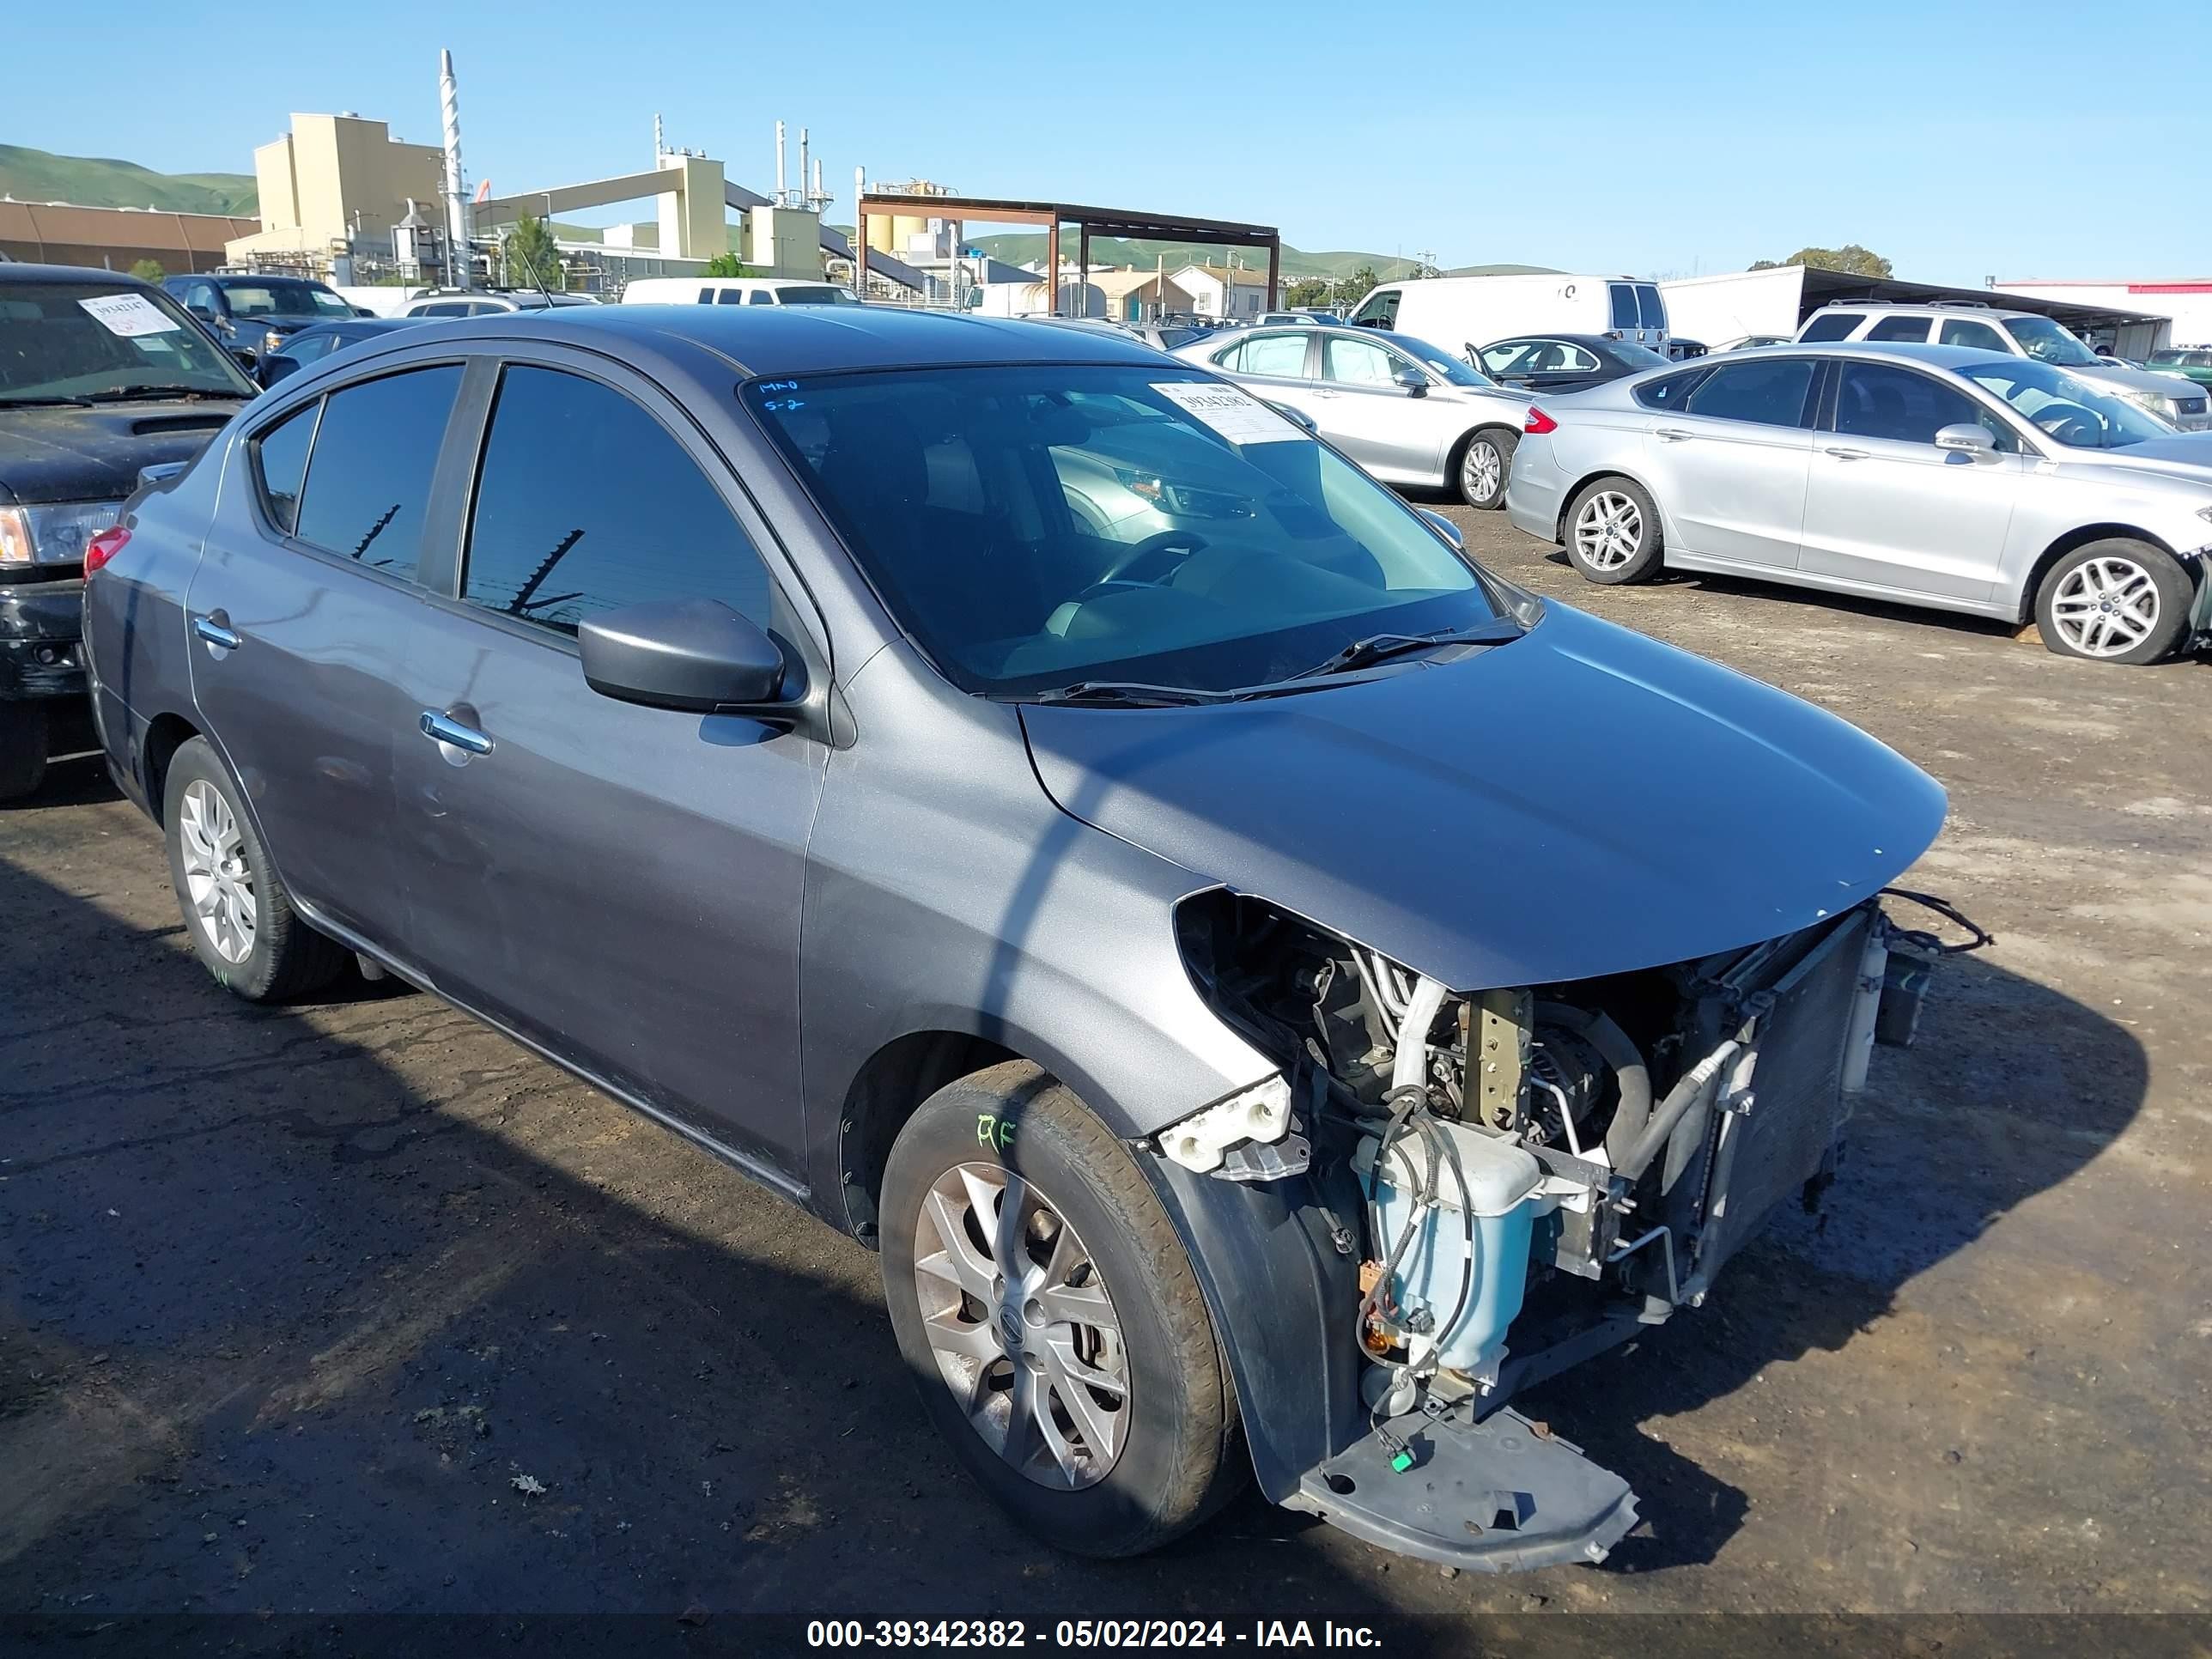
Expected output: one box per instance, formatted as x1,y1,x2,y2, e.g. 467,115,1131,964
1474,332,1670,393
256,317,435,388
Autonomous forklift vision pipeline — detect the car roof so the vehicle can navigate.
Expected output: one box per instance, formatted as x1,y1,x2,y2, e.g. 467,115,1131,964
0,262,159,289
1812,300,2037,321
1486,332,1631,348
379,305,1172,377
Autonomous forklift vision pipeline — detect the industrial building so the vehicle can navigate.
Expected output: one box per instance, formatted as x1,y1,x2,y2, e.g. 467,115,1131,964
0,200,255,274
225,112,443,273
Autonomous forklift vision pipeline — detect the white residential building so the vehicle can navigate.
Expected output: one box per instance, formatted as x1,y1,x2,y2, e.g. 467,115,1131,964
1167,262,1269,319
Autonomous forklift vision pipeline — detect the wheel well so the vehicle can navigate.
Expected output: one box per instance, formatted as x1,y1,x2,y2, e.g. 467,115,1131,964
837,1031,1019,1247
1554,468,1658,544
2016,524,2177,623
141,714,199,825
1449,422,1518,473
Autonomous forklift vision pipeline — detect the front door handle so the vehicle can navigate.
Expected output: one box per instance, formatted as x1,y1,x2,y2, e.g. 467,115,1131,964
418,710,492,756
1824,446,1869,460
191,613,241,651
1654,426,1693,441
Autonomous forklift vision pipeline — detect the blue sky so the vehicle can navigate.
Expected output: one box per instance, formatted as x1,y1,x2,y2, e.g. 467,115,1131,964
13,0,2210,283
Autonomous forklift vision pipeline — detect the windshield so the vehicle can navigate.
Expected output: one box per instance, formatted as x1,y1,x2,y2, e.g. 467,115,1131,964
2000,314,2100,368
0,283,258,404
746,364,1503,696
1376,331,1499,388
1965,360,2174,450
219,281,353,321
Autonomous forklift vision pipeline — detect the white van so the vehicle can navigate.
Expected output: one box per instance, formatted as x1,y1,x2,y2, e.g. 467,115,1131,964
1346,274,1669,356
619,276,860,307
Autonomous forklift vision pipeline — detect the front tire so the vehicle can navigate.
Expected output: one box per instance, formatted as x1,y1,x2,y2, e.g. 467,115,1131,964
1456,427,1517,510
879,1061,1243,1557
1564,476,1663,584
162,736,348,1000
2033,538,2191,665
0,705,50,802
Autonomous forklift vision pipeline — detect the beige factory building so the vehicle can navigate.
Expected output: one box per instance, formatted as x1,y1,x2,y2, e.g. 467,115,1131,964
225,112,443,271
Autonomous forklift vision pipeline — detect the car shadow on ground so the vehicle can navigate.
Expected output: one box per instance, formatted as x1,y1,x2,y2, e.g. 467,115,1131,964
0,773,2148,1638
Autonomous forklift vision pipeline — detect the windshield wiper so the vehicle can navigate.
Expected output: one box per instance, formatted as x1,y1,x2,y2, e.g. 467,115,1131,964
1285,623,1522,681
82,385,246,404
0,394,94,408
1018,680,1242,708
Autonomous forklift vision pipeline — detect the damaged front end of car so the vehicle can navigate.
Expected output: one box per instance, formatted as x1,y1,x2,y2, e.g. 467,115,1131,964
1146,884,1983,1571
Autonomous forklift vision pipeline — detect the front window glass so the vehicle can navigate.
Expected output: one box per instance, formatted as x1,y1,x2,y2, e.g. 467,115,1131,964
1940,319,2008,350
463,367,772,634
1323,336,1401,385
1348,288,1400,328
0,282,258,404
2001,314,2100,367
1965,361,2174,449
2149,349,2183,365
1834,362,2014,451
745,365,1502,696
1376,331,1497,386
1683,357,1816,426
219,281,352,320
291,366,461,580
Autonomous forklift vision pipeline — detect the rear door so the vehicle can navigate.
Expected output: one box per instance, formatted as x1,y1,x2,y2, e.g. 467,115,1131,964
386,349,828,1178
1642,355,1820,568
1798,359,2021,600
1205,329,1319,421
186,361,466,950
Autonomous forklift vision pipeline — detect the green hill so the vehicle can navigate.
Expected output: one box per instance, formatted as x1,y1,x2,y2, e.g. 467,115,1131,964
0,144,258,216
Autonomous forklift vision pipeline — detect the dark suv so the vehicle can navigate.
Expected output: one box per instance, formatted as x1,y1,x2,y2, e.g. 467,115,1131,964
0,264,257,796
162,272,359,363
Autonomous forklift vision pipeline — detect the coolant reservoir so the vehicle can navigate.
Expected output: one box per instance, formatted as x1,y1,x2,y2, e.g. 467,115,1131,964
1353,1120,1544,1383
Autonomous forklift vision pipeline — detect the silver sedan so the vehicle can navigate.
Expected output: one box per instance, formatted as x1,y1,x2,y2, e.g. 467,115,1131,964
1174,325,1531,509
1505,341,2212,665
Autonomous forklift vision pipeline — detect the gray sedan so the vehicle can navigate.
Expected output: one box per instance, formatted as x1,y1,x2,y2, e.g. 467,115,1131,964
1174,324,1531,509
1506,342,2212,664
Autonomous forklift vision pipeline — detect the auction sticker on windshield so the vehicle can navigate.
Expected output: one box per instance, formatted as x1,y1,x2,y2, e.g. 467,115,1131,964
1152,380,1301,444
78,294,181,337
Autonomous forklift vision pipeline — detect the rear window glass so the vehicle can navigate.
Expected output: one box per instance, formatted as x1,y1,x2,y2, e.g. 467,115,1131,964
1866,314,1932,343
1633,367,1711,410
1684,358,1816,426
1635,284,1665,329
291,366,461,581
1799,313,1863,343
1609,284,1638,330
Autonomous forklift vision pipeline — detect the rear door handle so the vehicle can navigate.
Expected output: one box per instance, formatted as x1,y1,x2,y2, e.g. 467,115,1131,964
1654,427,1693,441
191,613,241,651
418,710,493,756
1824,446,1869,460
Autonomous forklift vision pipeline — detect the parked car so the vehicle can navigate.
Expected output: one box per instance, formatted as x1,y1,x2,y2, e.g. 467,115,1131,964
1794,303,2211,432
1476,333,1670,394
0,264,258,797
162,273,359,362
1711,333,1795,353
1175,324,1533,508
1663,337,1709,362
618,276,860,307
1347,274,1671,355
85,306,1948,1570
1505,341,2212,664
255,317,436,387
2147,347,2212,389
396,289,601,318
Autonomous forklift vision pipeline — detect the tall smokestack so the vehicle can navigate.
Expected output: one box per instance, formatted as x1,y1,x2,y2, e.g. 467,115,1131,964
812,157,823,206
775,120,787,205
440,49,471,291
799,128,810,209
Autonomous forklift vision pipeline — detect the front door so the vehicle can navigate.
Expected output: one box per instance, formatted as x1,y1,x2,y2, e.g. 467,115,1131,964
388,356,827,1180
1311,332,1445,483
1644,356,1820,568
186,362,465,951
1799,359,2020,601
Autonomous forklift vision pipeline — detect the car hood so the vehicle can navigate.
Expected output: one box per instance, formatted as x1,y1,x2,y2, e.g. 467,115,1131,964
0,403,245,505
2062,431,2212,489
1019,603,1946,990
2068,360,2206,401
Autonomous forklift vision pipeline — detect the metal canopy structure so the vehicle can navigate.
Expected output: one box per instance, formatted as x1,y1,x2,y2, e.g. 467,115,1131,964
854,191,1280,313
1795,266,2163,334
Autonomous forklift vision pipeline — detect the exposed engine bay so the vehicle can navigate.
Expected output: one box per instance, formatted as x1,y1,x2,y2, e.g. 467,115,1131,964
1167,887,1975,1558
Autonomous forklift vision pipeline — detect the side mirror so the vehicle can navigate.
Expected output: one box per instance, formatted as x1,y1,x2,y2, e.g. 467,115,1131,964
354,307,376,318
1418,508,1464,551
230,347,258,371
1934,422,1996,459
579,599,791,713
1393,366,1429,397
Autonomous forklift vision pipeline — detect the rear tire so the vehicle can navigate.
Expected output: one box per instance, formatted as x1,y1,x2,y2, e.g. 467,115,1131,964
1564,476,1663,584
879,1060,1243,1557
162,736,348,1001
0,705,48,802
2033,538,2191,665
1456,427,1517,510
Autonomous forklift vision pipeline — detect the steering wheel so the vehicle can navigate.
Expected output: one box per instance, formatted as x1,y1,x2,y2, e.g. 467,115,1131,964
1077,530,1210,600
2033,402,2100,447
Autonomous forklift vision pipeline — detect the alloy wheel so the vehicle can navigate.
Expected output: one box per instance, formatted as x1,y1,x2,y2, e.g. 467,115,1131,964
2050,556,2160,658
178,779,257,963
1463,440,1503,504
1573,490,1643,570
911,1163,1128,1490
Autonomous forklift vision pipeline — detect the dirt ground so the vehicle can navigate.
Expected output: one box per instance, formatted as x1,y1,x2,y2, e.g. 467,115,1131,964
3,508,2208,1653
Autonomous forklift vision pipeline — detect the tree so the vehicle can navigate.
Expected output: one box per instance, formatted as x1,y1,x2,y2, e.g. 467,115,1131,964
1344,263,1382,299
1750,244,1893,279
702,252,761,279
129,258,165,283
1283,276,1333,309
501,214,562,289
